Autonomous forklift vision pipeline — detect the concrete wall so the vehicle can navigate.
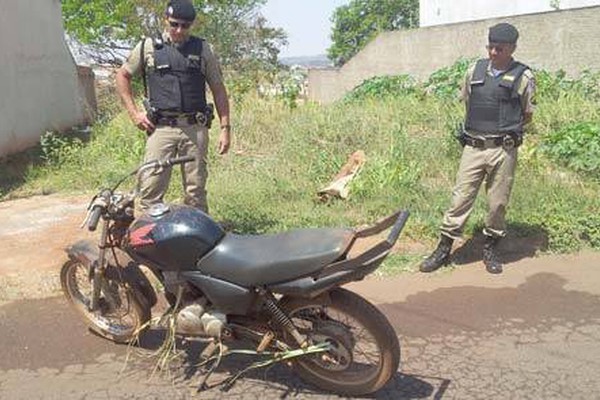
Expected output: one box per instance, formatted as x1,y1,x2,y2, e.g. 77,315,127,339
420,0,600,27
0,0,91,158
308,6,600,104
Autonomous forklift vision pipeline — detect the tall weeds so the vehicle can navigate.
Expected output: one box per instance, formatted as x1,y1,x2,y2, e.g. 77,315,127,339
3,63,599,270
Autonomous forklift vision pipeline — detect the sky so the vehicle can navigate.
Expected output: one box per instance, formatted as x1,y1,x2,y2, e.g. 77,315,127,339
260,0,351,58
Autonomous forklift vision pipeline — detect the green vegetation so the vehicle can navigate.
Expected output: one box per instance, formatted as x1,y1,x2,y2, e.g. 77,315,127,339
328,0,419,67
541,122,600,179
344,75,418,101
424,58,474,100
62,0,286,86
2,61,599,274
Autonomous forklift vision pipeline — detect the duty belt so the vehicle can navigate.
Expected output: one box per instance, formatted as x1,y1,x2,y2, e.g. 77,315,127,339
464,133,518,149
155,114,198,127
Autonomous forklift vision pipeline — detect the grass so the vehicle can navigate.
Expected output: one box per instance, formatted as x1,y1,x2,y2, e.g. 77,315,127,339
1,74,599,274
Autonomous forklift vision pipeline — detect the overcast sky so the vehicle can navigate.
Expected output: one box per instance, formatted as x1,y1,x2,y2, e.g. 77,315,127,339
260,0,350,58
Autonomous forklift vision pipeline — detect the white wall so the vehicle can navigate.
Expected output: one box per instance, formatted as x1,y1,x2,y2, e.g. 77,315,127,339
308,6,600,103
0,0,86,158
420,0,600,26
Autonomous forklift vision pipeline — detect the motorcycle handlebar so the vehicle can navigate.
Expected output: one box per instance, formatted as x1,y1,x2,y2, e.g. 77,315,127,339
87,206,103,232
87,190,111,231
136,156,196,177
86,155,197,231
163,155,196,166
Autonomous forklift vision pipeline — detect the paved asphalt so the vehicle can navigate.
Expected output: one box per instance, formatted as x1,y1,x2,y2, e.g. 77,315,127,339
1,251,600,399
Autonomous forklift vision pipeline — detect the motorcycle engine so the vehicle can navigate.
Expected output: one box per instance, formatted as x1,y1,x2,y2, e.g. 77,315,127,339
163,272,227,338
176,299,206,335
176,299,227,338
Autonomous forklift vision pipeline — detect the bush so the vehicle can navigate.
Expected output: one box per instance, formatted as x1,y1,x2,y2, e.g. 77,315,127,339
423,58,474,100
40,130,84,166
535,69,600,101
542,122,600,179
521,209,600,252
344,58,475,102
343,74,417,102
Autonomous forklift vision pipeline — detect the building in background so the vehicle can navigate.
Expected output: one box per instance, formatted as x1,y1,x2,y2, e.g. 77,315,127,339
420,0,600,27
308,4,600,103
0,0,95,158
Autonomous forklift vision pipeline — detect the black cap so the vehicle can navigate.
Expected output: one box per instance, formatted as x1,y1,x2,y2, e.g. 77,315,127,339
165,0,196,22
488,23,519,44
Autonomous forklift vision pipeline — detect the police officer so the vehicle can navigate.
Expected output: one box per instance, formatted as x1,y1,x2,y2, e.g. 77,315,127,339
115,0,231,214
420,23,535,274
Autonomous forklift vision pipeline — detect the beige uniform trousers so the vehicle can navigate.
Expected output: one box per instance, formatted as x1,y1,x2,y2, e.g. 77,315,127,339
441,144,518,240
139,123,209,213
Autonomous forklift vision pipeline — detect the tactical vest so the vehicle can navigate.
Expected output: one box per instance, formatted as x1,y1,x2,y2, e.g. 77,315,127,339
465,59,529,135
147,36,207,113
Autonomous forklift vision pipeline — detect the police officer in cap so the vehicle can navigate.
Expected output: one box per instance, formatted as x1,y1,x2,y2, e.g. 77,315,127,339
420,22,535,274
116,0,231,214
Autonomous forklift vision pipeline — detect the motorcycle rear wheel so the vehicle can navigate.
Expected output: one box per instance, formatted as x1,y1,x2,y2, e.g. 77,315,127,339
61,259,151,344
280,288,400,396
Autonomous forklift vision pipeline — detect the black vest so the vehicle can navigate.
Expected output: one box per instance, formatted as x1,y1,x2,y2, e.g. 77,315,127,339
147,36,207,113
465,59,529,135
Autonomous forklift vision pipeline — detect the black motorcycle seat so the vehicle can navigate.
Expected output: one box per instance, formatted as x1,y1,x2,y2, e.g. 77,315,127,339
196,228,354,286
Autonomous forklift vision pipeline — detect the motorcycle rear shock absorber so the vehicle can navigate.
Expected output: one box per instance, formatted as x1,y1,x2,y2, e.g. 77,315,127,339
259,289,306,347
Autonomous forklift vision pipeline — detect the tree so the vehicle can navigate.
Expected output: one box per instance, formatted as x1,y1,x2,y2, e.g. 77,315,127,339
61,0,287,81
327,0,419,67
62,0,161,63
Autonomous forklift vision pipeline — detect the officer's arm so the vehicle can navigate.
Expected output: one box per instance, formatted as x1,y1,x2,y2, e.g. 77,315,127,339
209,80,231,154
203,44,231,131
203,44,231,153
521,71,536,126
115,68,139,120
209,81,230,129
116,40,144,121
461,64,475,110
115,64,154,133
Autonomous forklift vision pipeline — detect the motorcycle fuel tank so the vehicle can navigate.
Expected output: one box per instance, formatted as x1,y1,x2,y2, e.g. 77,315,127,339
125,204,225,271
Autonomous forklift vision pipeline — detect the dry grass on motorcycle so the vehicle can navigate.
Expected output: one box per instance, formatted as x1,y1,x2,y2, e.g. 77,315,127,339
121,288,330,393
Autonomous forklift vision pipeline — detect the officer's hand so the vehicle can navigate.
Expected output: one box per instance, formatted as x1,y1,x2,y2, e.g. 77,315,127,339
217,129,231,155
133,111,155,135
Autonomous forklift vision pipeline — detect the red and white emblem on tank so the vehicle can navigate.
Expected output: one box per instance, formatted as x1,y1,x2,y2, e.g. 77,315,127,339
129,223,156,247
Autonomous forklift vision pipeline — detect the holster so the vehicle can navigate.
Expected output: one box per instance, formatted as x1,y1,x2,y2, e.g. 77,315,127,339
195,104,215,129
455,124,467,147
142,98,158,125
506,132,523,148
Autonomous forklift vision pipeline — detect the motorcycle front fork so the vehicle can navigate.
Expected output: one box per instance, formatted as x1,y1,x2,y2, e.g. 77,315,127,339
90,219,110,312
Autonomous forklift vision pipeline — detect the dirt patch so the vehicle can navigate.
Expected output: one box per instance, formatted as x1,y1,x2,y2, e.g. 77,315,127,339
0,194,94,303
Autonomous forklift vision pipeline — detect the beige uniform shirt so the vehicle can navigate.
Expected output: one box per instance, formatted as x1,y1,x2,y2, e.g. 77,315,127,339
123,32,224,89
462,60,536,115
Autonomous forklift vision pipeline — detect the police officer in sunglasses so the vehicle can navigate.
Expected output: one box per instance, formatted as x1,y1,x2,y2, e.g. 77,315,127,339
420,23,536,275
116,0,231,214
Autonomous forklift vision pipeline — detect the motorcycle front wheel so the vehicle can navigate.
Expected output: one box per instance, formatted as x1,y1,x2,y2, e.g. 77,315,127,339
60,259,151,343
280,288,400,396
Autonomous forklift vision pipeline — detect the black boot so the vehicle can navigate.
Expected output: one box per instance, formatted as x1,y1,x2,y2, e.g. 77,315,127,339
483,236,503,274
420,235,453,273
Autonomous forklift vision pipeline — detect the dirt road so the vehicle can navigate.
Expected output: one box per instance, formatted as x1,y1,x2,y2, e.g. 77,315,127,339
1,195,599,399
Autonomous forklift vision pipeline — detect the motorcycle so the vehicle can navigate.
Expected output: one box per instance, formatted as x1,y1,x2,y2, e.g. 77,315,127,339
61,155,410,396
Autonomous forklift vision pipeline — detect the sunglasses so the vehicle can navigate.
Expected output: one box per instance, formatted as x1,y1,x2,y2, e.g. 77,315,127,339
168,20,192,29
486,44,511,53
